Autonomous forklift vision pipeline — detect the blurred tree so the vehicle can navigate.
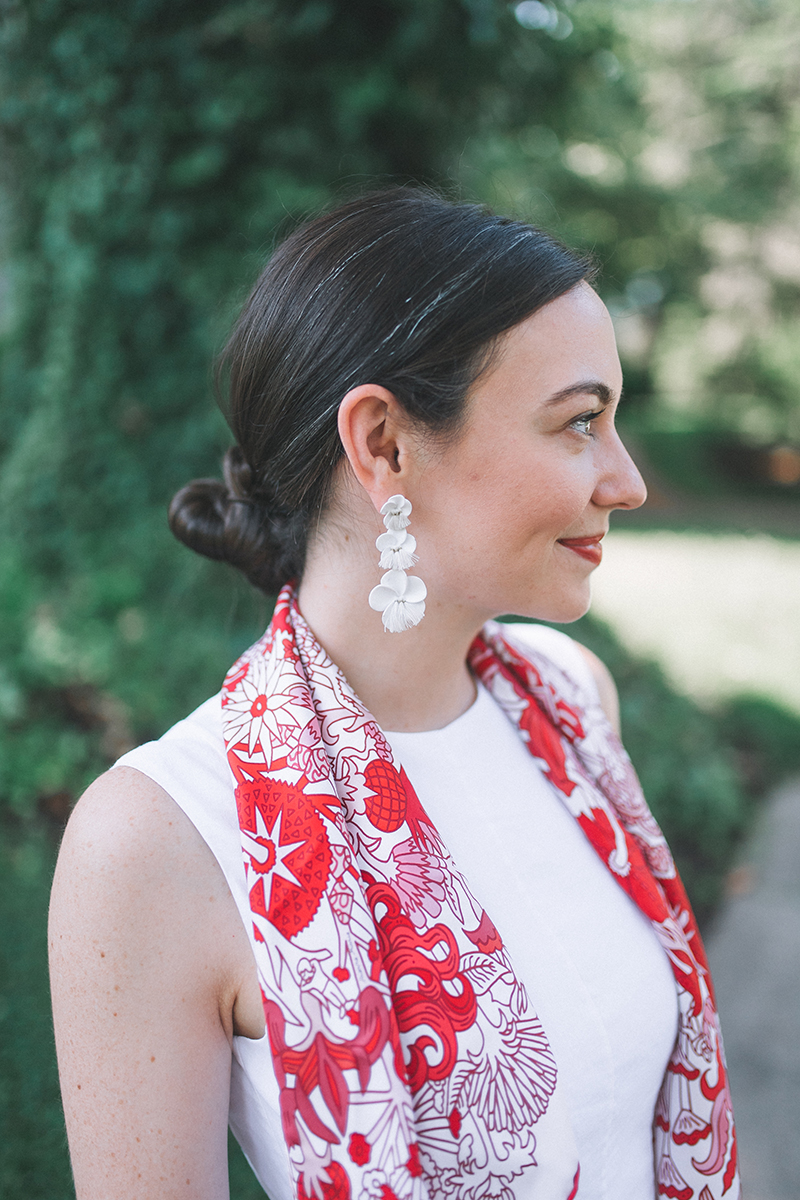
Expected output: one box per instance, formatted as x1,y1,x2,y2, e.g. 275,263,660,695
0,0,788,878
628,0,800,453
0,0,600,814
462,0,800,482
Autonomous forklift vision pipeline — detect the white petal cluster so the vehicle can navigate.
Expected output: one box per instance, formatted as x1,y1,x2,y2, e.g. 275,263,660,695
376,529,418,571
368,495,426,632
380,494,412,530
369,569,427,632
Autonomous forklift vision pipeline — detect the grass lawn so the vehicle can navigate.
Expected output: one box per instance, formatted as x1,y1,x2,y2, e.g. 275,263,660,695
592,531,800,714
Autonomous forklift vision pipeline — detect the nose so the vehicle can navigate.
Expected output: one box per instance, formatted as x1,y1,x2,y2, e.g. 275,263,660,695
593,429,647,512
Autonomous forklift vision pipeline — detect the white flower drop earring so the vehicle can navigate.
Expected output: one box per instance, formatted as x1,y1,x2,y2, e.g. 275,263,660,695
368,494,427,632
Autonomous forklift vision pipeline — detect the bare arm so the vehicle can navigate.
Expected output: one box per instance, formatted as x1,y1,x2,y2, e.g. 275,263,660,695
575,643,622,736
49,766,264,1200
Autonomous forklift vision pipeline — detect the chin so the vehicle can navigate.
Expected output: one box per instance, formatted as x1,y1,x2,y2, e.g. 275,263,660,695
504,587,592,626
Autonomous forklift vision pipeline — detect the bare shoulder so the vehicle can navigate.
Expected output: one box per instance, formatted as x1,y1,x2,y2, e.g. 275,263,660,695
56,764,209,883
49,766,264,1198
573,643,621,735
51,764,263,1038
55,764,226,911
51,766,207,954
53,766,231,981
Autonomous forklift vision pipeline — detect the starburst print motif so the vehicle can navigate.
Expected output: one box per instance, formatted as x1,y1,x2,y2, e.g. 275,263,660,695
224,653,309,762
242,802,305,899
222,590,740,1200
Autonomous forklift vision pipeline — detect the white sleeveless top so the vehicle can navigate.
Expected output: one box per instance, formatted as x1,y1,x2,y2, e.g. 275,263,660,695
116,624,678,1199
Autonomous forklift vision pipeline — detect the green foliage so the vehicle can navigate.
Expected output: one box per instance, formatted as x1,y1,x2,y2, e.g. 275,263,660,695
1,0,560,819
717,693,800,794
460,3,669,286
461,0,800,457
0,821,73,1198
229,1132,270,1198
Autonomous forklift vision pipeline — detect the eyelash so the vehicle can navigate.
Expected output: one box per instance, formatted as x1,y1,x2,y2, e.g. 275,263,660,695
570,409,605,437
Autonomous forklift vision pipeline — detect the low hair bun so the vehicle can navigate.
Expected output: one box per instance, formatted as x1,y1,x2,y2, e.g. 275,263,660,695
168,447,304,594
170,189,594,597
222,443,255,502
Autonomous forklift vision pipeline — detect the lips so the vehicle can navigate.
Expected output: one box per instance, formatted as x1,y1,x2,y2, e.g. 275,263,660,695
556,534,605,566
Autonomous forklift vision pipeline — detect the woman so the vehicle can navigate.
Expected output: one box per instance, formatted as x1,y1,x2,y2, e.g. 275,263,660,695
49,189,739,1200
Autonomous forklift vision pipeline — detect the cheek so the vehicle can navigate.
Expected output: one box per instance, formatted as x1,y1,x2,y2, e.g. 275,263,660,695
418,437,591,561
473,473,588,549
448,495,563,577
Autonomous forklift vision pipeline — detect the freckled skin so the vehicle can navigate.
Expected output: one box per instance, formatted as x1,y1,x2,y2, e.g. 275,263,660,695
300,283,646,731
49,767,264,1199
408,284,646,625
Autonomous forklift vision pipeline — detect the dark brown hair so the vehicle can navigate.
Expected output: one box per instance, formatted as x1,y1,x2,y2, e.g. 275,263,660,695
169,188,594,592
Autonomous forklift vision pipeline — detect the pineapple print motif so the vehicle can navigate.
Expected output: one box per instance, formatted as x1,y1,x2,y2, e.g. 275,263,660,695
364,759,407,832
222,587,740,1200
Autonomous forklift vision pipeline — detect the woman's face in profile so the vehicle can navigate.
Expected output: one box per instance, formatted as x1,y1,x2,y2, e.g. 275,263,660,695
409,282,647,625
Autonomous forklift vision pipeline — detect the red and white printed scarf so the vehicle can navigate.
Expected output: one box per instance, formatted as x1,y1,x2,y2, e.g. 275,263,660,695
222,585,739,1200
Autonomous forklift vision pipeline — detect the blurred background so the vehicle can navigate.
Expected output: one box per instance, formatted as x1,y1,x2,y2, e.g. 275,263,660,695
1,0,799,1196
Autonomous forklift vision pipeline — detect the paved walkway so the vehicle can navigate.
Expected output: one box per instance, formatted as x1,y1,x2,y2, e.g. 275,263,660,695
705,776,800,1200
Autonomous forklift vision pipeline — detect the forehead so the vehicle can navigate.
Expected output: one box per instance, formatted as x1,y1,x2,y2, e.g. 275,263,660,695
476,284,621,409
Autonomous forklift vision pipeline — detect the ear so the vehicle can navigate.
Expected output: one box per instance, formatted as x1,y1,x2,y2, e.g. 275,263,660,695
337,384,415,509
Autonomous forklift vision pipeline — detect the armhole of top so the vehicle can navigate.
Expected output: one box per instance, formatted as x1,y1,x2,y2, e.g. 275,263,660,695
500,622,603,709
113,695,252,934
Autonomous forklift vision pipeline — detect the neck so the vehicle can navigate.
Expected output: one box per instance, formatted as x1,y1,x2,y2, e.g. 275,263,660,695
297,521,482,733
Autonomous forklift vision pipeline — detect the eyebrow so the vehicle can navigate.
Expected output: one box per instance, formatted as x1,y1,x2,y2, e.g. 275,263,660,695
545,381,616,407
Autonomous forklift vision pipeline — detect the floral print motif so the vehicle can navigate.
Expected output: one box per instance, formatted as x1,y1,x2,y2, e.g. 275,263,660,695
222,587,739,1200
389,838,447,929
470,625,740,1199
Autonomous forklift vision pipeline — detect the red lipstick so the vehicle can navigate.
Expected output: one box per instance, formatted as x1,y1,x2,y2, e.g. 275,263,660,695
557,534,605,566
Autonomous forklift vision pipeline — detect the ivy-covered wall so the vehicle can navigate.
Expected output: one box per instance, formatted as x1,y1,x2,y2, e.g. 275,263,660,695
0,0,631,814
1,0,797,898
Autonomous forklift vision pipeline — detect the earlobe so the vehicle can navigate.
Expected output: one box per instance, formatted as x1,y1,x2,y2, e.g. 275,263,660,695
337,385,407,508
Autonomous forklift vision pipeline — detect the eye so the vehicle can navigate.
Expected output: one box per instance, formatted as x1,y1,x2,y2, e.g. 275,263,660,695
569,409,605,436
